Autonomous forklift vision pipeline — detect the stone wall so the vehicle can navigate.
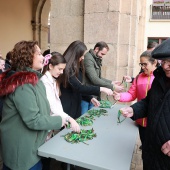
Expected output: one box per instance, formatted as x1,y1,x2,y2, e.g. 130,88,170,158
50,0,84,53
50,0,146,80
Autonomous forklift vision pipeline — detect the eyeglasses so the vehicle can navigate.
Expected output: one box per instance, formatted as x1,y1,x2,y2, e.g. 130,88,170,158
139,63,148,67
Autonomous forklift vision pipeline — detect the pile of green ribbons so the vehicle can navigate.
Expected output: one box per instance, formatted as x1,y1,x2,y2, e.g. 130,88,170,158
67,116,94,129
76,116,93,126
87,108,108,117
99,96,112,108
63,128,96,144
67,109,107,129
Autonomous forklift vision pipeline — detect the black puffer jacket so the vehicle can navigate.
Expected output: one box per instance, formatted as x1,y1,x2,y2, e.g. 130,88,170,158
60,70,100,119
131,66,170,170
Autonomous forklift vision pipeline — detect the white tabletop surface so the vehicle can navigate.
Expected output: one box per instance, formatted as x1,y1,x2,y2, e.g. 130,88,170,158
38,104,138,170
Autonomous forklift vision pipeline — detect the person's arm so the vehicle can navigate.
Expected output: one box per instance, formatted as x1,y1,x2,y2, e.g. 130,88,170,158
42,79,80,132
13,83,63,130
69,75,113,96
120,93,150,121
69,75,100,95
101,77,112,84
113,76,138,102
119,77,138,102
130,92,150,120
82,95,93,103
42,80,69,119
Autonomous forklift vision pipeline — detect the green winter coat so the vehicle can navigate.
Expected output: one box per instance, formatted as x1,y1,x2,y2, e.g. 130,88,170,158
0,68,62,170
84,49,113,92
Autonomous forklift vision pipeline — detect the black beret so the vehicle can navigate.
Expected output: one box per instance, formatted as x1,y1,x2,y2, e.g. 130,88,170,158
151,38,170,60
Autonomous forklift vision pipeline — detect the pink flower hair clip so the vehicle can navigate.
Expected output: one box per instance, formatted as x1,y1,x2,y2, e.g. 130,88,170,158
44,54,52,66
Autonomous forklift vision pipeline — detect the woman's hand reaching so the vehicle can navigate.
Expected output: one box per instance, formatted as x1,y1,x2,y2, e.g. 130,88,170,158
91,97,100,107
100,87,113,95
69,117,80,133
123,76,132,83
113,91,121,101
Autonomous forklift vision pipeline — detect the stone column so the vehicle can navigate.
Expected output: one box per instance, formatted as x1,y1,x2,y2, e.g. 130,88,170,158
50,0,146,79
84,0,146,81
50,0,84,53
40,24,49,52
31,22,40,42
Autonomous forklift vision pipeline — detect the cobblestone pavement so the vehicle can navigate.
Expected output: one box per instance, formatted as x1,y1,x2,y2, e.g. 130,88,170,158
130,135,143,170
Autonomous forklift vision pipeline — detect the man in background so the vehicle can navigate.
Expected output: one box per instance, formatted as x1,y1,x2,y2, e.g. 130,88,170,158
82,41,123,115
147,41,158,51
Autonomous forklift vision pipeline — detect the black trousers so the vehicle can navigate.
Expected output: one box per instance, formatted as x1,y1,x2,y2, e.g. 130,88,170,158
42,158,51,170
138,125,146,145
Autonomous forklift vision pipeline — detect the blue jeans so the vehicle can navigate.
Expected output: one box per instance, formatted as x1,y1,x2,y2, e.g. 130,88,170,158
81,100,94,115
3,160,42,170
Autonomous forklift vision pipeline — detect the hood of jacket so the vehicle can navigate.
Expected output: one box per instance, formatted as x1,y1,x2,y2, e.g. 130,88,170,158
0,67,41,97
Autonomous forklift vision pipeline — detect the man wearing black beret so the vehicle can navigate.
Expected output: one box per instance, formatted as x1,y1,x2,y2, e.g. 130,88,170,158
119,38,170,170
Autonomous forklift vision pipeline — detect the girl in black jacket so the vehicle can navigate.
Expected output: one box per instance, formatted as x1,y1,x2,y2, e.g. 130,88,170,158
60,40,113,119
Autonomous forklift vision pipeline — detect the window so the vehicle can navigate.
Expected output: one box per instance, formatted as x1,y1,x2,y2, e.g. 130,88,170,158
148,37,168,44
151,0,170,19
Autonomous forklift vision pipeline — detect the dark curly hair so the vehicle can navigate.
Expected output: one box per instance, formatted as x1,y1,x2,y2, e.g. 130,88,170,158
11,40,38,71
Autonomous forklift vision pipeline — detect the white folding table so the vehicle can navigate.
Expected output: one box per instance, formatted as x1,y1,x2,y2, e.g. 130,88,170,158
38,104,138,170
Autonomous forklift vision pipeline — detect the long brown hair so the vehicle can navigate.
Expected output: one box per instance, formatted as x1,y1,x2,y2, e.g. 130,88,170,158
62,40,87,87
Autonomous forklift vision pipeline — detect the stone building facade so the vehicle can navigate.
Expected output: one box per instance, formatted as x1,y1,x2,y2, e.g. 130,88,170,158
50,0,146,81
0,0,146,80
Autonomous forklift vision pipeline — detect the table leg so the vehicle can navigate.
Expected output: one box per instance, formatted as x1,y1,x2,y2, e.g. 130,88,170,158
67,163,70,170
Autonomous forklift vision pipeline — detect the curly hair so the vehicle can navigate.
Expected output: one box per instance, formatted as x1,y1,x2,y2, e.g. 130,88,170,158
11,40,38,71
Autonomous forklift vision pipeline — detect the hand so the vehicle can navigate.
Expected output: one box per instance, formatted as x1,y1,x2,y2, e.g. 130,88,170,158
69,117,80,133
91,98,100,107
114,84,124,92
123,76,132,83
119,107,134,118
113,91,120,101
100,87,113,96
161,140,170,156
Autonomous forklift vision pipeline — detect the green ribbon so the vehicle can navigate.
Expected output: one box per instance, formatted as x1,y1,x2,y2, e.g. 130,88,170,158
117,110,126,124
121,77,128,89
67,109,107,129
62,128,96,144
67,116,94,129
76,117,93,126
99,95,112,108
87,109,108,118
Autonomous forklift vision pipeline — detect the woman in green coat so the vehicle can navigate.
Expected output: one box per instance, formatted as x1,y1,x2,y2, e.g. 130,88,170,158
0,40,67,170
